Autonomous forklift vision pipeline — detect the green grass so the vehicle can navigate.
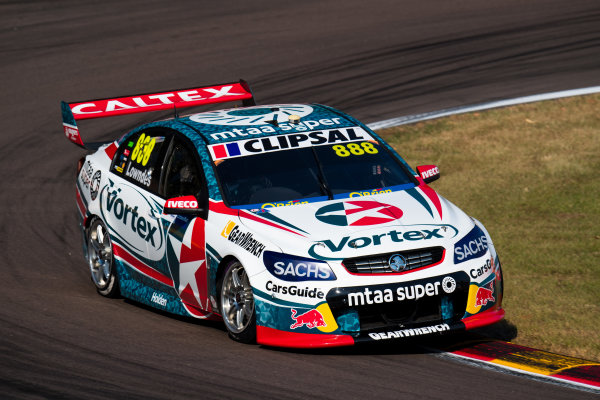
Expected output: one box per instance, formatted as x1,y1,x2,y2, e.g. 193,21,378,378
378,94,600,360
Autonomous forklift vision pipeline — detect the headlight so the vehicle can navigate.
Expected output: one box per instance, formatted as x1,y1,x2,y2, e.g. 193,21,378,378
263,251,336,281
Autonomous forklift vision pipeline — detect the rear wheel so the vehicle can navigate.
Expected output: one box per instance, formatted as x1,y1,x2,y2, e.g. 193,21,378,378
219,260,256,343
87,218,119,297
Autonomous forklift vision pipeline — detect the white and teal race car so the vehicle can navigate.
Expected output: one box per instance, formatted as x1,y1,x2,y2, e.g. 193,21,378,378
64,80,504,348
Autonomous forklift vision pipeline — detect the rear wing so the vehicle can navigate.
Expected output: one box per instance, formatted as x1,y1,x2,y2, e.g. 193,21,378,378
61,80,255,148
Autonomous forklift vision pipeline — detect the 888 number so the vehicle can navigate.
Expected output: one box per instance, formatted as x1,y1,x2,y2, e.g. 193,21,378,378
332,142,378,157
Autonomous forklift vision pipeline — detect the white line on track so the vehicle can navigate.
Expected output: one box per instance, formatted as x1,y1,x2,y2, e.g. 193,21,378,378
367,86,600,130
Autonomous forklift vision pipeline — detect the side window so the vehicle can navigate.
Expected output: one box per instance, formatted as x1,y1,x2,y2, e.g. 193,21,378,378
112,129,170,194
162,138,204,200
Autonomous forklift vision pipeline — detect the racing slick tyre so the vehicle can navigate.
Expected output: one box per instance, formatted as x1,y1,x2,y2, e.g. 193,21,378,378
219,260,256,343
87,217,119,297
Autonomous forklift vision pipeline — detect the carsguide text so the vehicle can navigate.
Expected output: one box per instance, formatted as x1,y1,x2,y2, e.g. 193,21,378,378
265,281,325,299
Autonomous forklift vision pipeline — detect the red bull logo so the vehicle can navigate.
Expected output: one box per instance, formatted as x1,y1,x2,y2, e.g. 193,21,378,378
290,308,327,329
475,282,495,307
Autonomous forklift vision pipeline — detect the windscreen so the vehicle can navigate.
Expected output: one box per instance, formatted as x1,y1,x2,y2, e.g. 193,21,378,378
209,127,416,207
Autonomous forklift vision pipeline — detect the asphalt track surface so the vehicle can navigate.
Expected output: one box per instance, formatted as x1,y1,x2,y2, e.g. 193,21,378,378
1,1,599,399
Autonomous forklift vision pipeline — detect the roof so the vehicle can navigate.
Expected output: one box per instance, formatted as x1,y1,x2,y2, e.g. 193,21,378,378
179,104,362,145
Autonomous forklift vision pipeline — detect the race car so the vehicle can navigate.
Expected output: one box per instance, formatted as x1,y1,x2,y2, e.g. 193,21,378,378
63,80,504,348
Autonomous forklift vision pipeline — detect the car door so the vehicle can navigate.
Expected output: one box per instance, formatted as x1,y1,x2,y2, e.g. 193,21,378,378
154,133,213,317
106,127,173,282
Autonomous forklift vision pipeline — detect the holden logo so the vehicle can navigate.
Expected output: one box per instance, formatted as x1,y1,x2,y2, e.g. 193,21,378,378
315,200,403,226
388,254,407,272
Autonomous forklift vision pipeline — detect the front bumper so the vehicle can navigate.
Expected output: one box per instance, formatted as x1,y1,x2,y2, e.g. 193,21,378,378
254,262,504,348
256,307,505,348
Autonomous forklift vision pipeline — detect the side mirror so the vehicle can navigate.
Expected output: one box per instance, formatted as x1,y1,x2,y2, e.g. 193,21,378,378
163,195,205,215
416,165,440,184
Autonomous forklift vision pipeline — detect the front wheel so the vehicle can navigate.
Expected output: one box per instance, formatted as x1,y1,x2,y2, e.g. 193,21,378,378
87,218,119,297
219,260,256,343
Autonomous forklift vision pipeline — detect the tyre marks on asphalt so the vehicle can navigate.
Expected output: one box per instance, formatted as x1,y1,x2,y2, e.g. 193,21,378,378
368,86,600,130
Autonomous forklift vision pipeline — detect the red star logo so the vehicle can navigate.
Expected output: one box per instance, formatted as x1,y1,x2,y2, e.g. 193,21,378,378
177,219,210,315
